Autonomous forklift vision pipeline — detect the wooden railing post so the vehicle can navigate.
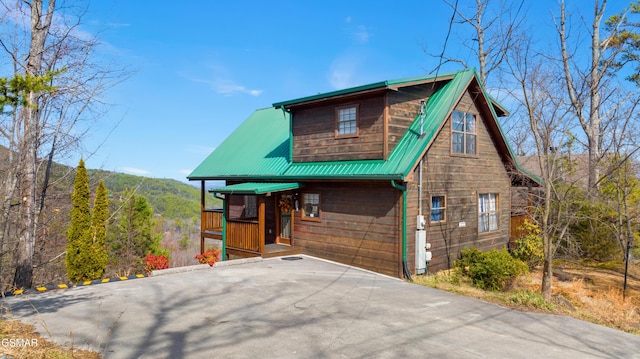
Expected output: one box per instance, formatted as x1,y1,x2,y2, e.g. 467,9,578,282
258,197,265,254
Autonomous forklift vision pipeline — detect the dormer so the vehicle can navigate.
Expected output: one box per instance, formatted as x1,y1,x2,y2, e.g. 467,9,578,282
273,72,495,163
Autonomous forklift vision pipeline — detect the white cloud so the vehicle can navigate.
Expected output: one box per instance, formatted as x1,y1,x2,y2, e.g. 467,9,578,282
107,22,131,28
329,54,363,89
121,167,150,175
329,69,353,90
353,25,371,43
180,169,192,175
213,80,263,96
189,65,262,97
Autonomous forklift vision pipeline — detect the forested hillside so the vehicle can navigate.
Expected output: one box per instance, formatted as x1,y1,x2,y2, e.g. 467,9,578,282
0,144,211,288
87,169,201,220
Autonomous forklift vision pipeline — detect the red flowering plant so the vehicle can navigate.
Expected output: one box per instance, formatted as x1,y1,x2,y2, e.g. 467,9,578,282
145,253,169,274
195,248,221,266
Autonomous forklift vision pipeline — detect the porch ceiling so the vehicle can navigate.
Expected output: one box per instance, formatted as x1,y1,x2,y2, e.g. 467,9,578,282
209,182,302,195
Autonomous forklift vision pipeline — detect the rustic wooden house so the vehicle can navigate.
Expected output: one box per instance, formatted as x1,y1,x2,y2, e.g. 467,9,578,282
188,68,537,278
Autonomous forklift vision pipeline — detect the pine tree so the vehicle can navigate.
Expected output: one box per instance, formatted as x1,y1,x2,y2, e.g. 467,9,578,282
89,180,109,279
66,159,92,282
108,191,166,273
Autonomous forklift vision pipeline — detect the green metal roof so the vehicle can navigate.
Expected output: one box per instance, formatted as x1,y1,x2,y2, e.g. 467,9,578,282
209,182,302,194
188,68,537,184
188,107,291,180
272,70,458,109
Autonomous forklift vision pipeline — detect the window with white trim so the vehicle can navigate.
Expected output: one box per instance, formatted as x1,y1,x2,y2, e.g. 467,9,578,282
336,105,358,137
302,193,320,220
452,110,476,154
430,195,446,223
478,193,498,232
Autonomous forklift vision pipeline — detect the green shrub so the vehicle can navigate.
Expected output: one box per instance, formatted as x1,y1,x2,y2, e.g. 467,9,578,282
455,247,528,291
511,219,544,269
509,290,556,310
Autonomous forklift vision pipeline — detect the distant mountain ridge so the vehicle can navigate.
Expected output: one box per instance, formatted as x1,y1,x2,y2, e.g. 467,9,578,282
87,169,201,220
0,145,200,220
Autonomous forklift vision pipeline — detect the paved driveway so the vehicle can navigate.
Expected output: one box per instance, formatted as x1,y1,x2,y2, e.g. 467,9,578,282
3,255,639,358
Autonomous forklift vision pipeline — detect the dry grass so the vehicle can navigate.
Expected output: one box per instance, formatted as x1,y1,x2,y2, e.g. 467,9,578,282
414,261,640,335
0,319,100,358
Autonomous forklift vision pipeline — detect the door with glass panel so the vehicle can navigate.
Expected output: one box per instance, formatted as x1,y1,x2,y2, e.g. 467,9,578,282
277,194,293,245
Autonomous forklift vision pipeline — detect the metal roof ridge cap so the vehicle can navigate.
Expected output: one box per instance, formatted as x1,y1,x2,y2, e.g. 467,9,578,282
273,69,470,109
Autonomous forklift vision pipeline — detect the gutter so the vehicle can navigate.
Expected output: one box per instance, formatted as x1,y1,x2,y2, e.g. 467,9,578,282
391,180,412,280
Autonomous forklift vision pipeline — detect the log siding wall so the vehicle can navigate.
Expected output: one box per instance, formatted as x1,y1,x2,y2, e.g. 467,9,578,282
386,84,439,155
291,95,385,162
293,182,401,277
405,89,512,273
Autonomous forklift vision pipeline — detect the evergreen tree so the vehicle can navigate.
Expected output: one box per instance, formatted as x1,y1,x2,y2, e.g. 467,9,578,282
66,159,92,282
107,191,166,274
89,180,109,279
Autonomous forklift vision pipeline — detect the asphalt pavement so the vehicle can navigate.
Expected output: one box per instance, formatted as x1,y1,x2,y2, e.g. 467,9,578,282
3,255,639,358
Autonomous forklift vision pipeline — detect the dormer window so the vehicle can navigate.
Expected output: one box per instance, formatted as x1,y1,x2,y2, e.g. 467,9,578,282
336,104,359,138
451,110,476,155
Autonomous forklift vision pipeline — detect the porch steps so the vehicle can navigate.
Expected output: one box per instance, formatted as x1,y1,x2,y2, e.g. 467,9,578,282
262,244,302,259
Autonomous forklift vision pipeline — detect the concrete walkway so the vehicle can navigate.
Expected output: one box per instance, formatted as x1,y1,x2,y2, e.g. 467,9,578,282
3,255,639,358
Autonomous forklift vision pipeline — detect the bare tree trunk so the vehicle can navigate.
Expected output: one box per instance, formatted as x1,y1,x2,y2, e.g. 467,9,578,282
540,174,554,301
13,0,56,289
558,0,638,193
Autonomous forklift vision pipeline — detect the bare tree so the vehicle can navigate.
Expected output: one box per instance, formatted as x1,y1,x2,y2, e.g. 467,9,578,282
0,0,129,289
428,0,532,155
505,34,579,300
557,0,640,193
431,0,525,85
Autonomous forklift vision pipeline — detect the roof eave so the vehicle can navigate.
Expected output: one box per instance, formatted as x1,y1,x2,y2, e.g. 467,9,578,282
189,174,405,182
273,71,460,109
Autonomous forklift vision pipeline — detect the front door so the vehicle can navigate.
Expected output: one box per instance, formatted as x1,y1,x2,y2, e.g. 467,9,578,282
277,194,293,245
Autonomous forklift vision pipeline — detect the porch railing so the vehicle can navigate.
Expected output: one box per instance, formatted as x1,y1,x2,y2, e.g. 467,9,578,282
202,209,223,233
201,210,260,253
227,220,260,252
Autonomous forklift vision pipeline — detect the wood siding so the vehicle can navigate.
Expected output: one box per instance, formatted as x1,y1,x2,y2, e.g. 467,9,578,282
292,182,401,277
292,95,385,162
407,89,512,273
386,84,440,155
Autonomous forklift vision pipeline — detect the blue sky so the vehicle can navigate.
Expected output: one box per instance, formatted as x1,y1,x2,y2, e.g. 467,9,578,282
71,0,629,183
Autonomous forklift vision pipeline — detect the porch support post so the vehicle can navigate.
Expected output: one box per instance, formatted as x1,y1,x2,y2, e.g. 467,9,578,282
222,196,227,261
258,196,265,254
200,180,205,254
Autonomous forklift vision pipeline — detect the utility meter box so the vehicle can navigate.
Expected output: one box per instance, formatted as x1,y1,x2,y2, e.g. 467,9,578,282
417,215,426,230
415,230,426,274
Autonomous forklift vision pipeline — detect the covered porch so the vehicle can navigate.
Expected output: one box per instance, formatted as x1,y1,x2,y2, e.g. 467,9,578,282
200,182,303,260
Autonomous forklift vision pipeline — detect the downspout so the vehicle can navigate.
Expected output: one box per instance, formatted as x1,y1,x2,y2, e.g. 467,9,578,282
391,180,412,280
215,193,227,261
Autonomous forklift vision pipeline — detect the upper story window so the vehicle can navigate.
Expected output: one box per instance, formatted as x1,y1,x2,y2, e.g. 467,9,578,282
451,110,476,155
335,105,359,138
